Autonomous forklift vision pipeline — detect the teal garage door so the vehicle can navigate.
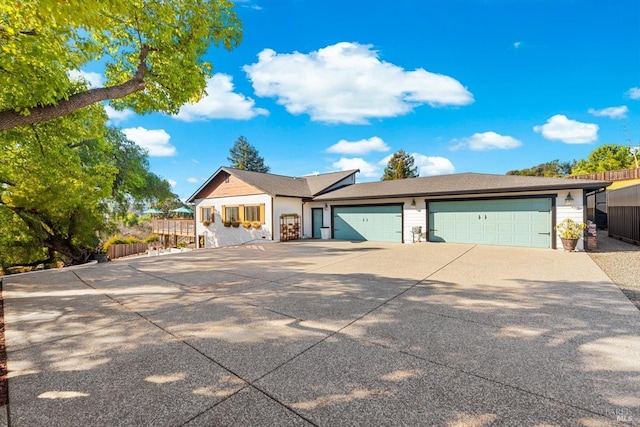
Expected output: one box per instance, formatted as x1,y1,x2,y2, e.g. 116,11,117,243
333,205,403,242
429,198,552,248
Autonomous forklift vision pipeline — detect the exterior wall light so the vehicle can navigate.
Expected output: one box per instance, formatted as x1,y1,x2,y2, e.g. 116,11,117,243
410,199,416,208
324,203,328,210
565,192,574,206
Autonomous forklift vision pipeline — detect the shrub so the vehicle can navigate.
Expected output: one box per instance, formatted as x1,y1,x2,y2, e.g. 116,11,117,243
144,234,160,243
102,235,143,251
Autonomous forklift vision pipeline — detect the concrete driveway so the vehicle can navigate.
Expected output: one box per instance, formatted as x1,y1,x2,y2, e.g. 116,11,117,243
3,241,640,426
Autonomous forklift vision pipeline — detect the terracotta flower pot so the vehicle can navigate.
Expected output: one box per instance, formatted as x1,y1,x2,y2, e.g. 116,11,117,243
560,237,579,251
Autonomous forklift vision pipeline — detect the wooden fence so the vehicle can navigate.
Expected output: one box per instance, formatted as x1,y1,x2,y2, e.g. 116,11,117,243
607,184,640,245
107,243,148,260
569,168,640,182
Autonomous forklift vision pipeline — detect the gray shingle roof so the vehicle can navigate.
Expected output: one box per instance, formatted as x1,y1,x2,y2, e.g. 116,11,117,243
304,170,358,196
221,167,312,197
312,172,611,201
187,167,359,201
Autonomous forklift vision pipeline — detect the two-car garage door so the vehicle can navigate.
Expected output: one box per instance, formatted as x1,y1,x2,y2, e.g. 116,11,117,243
331,198,553,248
333,205,403,242
428,198,552,248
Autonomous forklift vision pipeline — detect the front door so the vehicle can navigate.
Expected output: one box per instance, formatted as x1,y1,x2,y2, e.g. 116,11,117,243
312,208,323,238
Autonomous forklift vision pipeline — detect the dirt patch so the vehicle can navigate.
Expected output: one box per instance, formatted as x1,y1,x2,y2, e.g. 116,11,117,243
588,231,640,310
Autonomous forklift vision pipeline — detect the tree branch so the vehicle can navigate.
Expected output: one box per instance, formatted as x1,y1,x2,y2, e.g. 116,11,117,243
0,45,151,132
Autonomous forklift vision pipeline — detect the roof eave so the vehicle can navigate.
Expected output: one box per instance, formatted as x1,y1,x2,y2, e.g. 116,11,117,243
186,166,225,203
313,181,612,202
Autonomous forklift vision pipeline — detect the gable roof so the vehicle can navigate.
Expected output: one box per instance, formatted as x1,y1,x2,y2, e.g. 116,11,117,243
186,167,359,202
313,173,611,201
304,170,358,196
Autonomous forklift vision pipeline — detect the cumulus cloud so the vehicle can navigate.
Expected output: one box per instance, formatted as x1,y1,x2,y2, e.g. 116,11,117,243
451,131,522,151
513,41,522,49
243,42,474,124
588,105,628,119
68,70,103,88
533,115,598,144
104,105,135,124
627,87,640,100
412,154,455,176
326,136,390,155
332,157,380,178
174,74,269,121
167,179,177,188
122,127,176,157
187,177,200,183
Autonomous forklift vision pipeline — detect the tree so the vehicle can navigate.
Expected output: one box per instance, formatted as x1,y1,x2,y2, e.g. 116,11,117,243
0,109,174,268
571,144,635,175
0,0,242,131
506,160,575,177
381,150,418,181
228,136,270,172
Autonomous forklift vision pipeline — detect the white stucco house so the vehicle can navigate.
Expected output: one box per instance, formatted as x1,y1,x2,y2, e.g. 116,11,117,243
187,167,610,251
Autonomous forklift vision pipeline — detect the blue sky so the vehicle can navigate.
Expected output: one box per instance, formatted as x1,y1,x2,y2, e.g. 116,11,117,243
81,0,640,201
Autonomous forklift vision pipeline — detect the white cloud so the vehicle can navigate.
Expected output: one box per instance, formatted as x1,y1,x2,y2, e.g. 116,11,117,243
533,115,598,144
326,136,390,155
122,127,177,157
451,131,522,151
167,179,177,188
174,74,269,121
68,70,103,88
244,42,474,124
187,177,200,183
514,41,522,49
412,154,455,176
627,87,640,100
191,159,200,164
104,105,135,124
332,157,380,178
588,105,628,119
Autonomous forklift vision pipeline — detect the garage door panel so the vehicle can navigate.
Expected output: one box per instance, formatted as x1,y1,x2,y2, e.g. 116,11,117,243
429,198,551,248
333,205,402,243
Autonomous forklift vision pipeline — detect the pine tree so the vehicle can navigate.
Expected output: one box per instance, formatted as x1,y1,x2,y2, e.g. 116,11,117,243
381,149,418,180
227,136,270,173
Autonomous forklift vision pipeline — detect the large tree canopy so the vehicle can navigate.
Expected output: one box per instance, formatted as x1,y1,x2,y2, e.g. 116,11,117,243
571,144,635,174
228,136,270,172
0,0,242,131
381,149,418,181
0,108,174,268
506,160,575,177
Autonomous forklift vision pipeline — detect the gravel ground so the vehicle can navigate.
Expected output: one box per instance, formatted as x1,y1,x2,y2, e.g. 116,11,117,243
588,230,640,310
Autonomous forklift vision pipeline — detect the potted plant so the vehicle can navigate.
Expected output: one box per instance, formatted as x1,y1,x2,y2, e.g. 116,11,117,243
554,218,586,251
242,221,252,229
231,221,241,227
202,220,211,227
251,221,261,229
223,221,232,227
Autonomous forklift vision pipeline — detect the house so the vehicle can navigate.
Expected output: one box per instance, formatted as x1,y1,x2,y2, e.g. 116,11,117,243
187,168,610,251
186,167,358,249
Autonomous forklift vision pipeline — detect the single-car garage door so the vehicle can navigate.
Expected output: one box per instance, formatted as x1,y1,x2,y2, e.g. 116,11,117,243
428,198,552,248
333,205,403,242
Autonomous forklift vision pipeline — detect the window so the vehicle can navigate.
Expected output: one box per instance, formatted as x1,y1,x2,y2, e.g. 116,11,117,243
221,204,265,224
200,207,213,223
244,205,261,222
224,206,240,222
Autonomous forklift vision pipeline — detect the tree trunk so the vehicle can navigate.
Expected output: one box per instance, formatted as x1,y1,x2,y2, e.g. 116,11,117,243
44,236,92,265
0,80,145,131
0,45,150,131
